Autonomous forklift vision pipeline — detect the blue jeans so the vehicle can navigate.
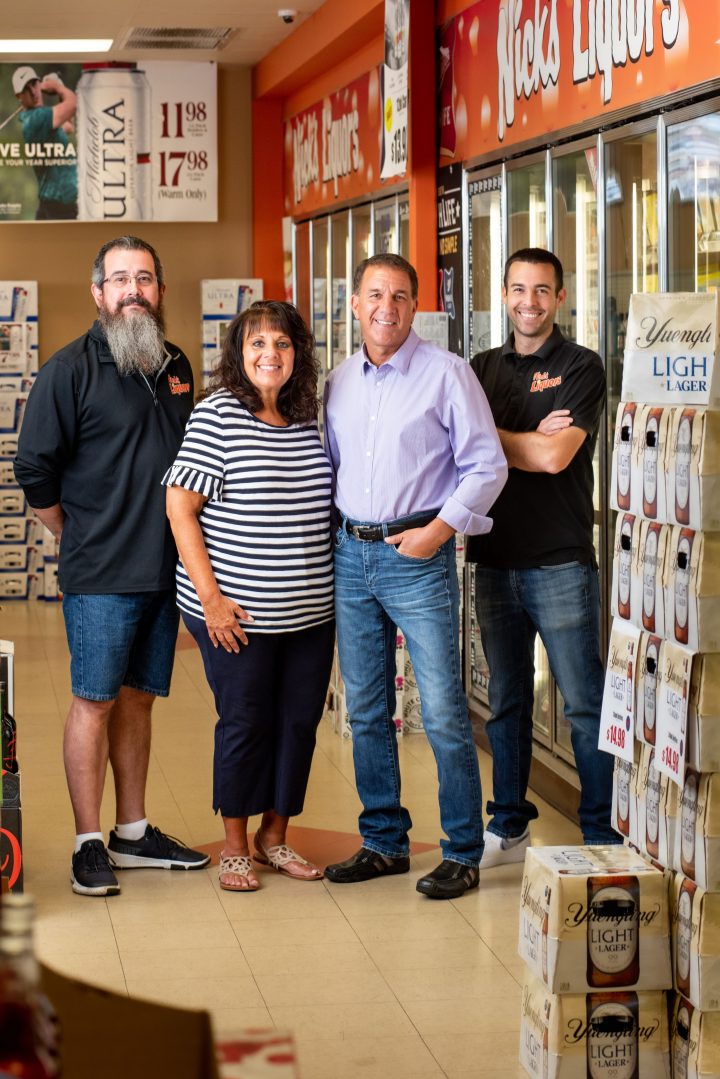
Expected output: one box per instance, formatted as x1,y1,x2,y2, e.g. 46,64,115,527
474,562,615,844
334,521,483,867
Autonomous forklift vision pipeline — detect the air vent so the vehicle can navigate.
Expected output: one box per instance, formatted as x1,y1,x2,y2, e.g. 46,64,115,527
118,27,238,51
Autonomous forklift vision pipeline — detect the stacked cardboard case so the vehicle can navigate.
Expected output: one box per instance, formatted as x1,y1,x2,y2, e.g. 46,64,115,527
323,536,467,738
0,281,59,602
606,292,720,1077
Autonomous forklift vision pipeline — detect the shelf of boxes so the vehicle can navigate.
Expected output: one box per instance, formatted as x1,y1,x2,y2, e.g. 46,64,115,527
200,279,263,388
0,639,22,892
602,290,720,1076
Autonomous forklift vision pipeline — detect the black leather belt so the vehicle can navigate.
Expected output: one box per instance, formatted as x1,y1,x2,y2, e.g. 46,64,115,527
344,512,438,542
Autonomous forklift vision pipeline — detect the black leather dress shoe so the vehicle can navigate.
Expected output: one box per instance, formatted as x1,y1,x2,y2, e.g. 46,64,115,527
416,859,479,899
324,847,410,884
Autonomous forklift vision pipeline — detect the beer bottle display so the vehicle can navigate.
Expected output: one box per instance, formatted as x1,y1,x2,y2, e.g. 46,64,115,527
673,529,694,646
616,403,636,511
586,876,640,988
674,408,696,526
615,760,631,838
680,769,700,880
642,637,660,745
641,524,661,633
642,408,662,519
617,516,634,620
0,679,17,774
676,877,697,999
672,999,693,1079
586,993,639,1079
645,750,661,861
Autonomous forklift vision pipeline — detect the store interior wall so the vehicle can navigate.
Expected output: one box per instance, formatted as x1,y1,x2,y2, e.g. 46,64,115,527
0,65,253,382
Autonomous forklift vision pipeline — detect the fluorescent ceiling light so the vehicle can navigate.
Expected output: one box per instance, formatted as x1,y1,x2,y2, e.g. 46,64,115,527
0,39,113,53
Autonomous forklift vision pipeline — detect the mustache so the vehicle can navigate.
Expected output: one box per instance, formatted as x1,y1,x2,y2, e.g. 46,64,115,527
118,295,154,312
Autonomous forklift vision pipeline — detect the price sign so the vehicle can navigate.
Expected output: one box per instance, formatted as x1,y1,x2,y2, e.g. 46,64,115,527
655,640,694,785
381,65,408,180
599,618,640,763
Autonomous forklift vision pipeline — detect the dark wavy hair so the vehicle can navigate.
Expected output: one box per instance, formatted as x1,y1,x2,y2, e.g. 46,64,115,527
204,301,320,423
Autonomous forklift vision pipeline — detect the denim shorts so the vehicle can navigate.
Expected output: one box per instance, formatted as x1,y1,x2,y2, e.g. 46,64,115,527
62,591,180,701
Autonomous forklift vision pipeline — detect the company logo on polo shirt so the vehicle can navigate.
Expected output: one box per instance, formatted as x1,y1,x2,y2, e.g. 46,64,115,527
530,370,562,393
168,374,191,395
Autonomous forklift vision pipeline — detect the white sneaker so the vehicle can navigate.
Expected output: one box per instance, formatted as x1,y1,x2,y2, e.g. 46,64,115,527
480,829,530,869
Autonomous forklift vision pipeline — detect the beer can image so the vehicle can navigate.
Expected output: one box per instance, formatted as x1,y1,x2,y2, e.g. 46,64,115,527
586,993,639,1079
673,530,693,646
77,63,151,221
674,409,695,526
586,876,640,988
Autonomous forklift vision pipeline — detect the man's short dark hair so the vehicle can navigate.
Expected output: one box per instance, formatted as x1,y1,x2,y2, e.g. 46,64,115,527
503,248,564,293
92,236,165,289
352,253,418,300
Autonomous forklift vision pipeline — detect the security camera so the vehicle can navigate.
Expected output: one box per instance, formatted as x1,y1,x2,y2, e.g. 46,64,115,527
278,8,297,23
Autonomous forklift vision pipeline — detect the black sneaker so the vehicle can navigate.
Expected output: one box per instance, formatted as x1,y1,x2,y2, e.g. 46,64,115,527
71,839,121,897
107,824,211,870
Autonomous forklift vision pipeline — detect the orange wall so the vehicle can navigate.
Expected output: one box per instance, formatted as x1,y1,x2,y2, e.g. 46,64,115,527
0,66,253,380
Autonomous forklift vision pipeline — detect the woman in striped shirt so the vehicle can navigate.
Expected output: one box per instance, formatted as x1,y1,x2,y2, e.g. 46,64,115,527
165,302,334,892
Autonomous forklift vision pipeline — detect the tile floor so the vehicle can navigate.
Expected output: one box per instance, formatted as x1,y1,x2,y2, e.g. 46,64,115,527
3,600,583,1078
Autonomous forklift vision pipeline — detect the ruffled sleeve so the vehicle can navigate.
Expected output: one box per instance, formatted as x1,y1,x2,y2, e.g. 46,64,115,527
162,395,226,502
162,462,223,501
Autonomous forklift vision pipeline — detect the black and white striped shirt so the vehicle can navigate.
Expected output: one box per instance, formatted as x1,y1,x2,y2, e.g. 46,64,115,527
163,390,333,633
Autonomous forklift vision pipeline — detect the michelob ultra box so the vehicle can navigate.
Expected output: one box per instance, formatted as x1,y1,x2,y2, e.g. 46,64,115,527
664,527,720,652
637,743,678,869
612,749,640,846
611,513,642,625
622,291,720,406
673,875,720,1012
518,846,671,994
636,521,669,639
667,407,720,532
519,974,670,1079
610,401,643,516
672,994,720,1079
636,632,664,747
674,770,720,891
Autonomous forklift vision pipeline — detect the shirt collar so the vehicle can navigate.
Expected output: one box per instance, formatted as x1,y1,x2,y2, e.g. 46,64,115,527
502,323,565,360
361,327,420,375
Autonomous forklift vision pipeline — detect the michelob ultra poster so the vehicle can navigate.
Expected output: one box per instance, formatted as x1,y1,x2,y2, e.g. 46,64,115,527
0,61,217,222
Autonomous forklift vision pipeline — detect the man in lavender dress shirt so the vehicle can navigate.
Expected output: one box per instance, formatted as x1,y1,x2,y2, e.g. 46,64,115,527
323,253,507,899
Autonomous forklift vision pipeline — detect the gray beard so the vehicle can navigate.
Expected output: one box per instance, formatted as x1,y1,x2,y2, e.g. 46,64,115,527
98,300,167,377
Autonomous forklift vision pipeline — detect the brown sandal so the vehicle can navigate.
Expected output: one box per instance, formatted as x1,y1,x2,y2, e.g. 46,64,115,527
253,833,323,881
219,852,260,892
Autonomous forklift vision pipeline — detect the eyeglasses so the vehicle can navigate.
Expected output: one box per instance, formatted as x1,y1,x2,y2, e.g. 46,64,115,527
100,272,157,289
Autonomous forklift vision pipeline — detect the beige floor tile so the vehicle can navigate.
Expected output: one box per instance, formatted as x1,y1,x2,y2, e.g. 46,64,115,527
240,939,376,977
107,895,227,928
383,963,519,1003
207,1006,275,1040
253,966,393,1007
348,907,480,944
124,975,265,1011
422,1034,526,1079
404,994,522,1038
120,945,253,981
112,918,239,953
363,935,500,973
40,950,127,993
296,1035,445,1079
268,1001,416,1042
230,916,358,948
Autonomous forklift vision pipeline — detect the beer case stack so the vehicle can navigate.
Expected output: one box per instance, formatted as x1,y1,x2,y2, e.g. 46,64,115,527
0,639,22,892
518,845,672,1078
607,291,720,1077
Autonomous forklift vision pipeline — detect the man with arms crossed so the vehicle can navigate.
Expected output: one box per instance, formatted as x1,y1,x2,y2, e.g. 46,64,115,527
15,236,209,896
468,247,616,868
324,253,507,899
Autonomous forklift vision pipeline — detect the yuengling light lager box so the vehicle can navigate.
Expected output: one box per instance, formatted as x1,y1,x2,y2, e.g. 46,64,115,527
518,846,671,994
667,407,720,531
664,527,720,652
673,874,720,1012
671,994,720,1079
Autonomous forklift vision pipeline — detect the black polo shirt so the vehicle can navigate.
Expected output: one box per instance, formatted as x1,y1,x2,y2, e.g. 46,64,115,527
14,321,194,593
467,325,605,568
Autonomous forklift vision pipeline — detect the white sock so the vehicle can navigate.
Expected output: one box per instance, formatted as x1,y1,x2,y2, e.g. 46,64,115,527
75,831,104,852
114,818,148,841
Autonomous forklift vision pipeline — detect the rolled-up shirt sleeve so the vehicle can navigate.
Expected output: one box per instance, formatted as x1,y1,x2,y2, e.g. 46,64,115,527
438,360,508,535
14,360,77,508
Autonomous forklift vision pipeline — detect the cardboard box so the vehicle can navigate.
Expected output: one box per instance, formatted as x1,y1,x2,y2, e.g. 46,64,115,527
664,527,720,652
635,404,672,523
0,517,30,543
0,487,25,515
0,390,27,432
671,994,720,1079
667,407,720,531
0,432,18,457
0,570,29,599
519,974,670,1079
635,633,663,746
518,846,672,994
610,401,642,514
636,744,677,868
611,513,642,625
216,1033,298,1078
674,770,720,890
622,291,720,406
0,543,29,570
685,653,720,774
601,617,640,759
636,522,669,638
611,750,640,846
673,875,720,1011
0,804,23,891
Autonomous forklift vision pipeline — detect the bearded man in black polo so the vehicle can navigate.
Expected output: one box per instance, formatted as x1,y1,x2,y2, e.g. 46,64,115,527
468,247,617,866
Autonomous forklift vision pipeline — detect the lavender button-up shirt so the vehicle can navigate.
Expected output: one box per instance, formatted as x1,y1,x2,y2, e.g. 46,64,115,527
323,329,507,534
